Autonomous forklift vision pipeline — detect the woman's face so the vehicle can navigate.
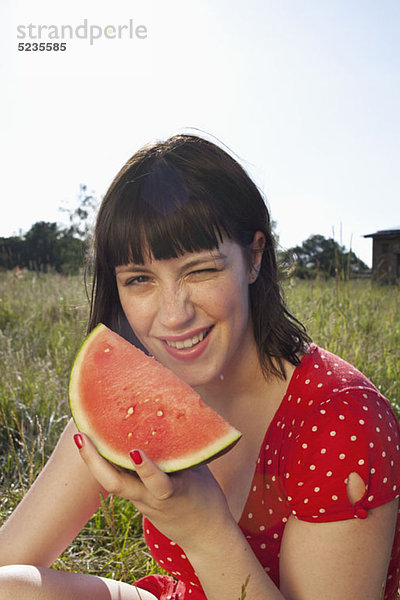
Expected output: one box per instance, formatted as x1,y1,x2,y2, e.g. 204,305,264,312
115,236,262,389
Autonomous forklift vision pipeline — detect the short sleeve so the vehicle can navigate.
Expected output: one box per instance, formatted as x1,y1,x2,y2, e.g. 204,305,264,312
282,387,400,522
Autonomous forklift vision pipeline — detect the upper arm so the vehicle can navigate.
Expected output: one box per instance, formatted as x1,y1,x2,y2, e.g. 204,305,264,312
279,498,398,600
0,419,107,567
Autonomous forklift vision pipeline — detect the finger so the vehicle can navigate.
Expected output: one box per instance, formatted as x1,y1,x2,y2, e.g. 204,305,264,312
74,433,137,497
130,449,175,501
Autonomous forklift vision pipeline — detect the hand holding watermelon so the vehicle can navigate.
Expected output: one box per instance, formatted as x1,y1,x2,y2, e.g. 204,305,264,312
74,432,235,551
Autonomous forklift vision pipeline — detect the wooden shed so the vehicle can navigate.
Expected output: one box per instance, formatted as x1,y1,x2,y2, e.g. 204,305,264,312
364,228,400,283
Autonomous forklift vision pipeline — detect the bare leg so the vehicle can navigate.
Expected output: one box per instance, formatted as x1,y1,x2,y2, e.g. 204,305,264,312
0,565,158,600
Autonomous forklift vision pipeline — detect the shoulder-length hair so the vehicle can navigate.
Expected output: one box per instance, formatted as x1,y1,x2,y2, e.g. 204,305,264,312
87,134,310,379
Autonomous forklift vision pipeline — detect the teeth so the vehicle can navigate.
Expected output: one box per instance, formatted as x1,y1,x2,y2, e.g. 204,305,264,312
166,328,209,349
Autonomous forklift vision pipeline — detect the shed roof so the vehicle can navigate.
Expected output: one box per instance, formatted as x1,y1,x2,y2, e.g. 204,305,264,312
364,228,400,239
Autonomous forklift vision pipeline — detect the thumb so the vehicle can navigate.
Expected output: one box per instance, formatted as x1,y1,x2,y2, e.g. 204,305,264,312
130,449,175,501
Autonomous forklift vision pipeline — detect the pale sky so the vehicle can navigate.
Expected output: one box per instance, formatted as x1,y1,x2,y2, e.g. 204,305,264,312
1,0,399,266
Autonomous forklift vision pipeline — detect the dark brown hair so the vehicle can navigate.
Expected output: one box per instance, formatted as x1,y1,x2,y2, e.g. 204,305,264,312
87,134,310,378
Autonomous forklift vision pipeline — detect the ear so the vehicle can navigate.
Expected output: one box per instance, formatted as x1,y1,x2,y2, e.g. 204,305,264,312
248,231,266,284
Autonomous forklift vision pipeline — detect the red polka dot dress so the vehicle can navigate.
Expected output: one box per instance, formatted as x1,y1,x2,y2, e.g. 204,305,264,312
136,345,400,600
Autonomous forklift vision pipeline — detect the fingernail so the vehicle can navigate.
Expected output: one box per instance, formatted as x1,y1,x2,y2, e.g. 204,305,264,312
130,449,143,466
74,433,84,449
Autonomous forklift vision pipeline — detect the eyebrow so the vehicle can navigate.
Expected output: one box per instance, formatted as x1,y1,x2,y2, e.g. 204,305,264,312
115,252,227,275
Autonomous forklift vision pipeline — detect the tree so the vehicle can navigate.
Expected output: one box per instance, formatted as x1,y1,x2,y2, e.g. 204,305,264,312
59,184,99,241
282,234,370,279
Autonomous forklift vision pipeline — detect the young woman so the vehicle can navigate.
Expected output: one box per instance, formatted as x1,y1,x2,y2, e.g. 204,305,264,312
0,134,399,600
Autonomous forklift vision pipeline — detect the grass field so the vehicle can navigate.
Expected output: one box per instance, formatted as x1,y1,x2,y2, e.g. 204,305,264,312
0,271,399,589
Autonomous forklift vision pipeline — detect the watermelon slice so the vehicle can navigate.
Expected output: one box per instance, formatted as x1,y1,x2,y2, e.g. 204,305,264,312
69,324,241,472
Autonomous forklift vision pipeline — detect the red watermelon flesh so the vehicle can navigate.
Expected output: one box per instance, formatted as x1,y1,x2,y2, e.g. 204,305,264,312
69,324,241,472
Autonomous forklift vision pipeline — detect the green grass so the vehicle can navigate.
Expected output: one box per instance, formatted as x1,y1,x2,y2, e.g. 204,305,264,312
0,271,399,590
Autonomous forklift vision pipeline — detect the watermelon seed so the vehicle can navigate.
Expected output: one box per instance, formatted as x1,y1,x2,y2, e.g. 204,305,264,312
125,406,135,419
104,348,110,353
127,432,133,439
151,430,157,436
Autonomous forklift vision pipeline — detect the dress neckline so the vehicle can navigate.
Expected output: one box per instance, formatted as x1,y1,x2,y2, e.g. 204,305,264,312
237,344,316,527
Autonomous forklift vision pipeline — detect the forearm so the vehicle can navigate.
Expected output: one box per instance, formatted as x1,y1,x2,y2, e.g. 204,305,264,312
183,518,284,600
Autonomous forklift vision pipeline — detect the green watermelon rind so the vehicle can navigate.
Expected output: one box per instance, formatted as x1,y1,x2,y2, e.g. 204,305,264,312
69,324,242,473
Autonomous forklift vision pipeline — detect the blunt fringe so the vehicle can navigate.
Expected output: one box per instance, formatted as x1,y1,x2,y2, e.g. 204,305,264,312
87,133,311,378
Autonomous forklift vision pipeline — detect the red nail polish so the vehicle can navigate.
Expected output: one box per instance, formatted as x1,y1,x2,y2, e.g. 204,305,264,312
130,449,143,466
74,433,84,449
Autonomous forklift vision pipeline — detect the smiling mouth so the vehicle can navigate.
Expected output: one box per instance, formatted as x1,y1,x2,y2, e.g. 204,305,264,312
164,326,213,350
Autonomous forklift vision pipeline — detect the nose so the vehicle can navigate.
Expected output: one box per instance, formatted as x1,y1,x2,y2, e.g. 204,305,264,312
156,283,195,330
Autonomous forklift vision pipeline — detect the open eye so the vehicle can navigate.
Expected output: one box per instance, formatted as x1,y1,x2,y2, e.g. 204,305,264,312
124,275,151,286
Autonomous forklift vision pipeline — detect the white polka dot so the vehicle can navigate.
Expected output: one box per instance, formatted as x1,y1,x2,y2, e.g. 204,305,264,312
359,419,365,425
368,495,374,502
382,451,387,458
181,554,187,559
332,495,338,501
376,426,381,433
312,426,318,432
167,557,173,562
321,448,327,454
260,543,266,549
308,400,314,406
320,409,326,415
339,453,346,460
351,435,357,441
305,379,310,384
371,468,376,474
358,459,365,465
327,371,332,375
330,431,336,436
302,443,308,449
259,525,265,531
154,543,159,549
326,471,333,477
369,442,374,448
317,383,323,388
362,406,368,411
314,486,320,492
273,533,279,539
310,464,316,470
268,508,274,514
304,498,309,503
319,508,326,513
297,481,304,486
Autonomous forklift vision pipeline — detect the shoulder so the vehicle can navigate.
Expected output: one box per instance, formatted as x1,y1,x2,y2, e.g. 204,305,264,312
279,345,400,522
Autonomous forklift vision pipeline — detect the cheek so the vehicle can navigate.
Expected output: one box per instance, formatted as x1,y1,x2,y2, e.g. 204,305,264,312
118,294,153,333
